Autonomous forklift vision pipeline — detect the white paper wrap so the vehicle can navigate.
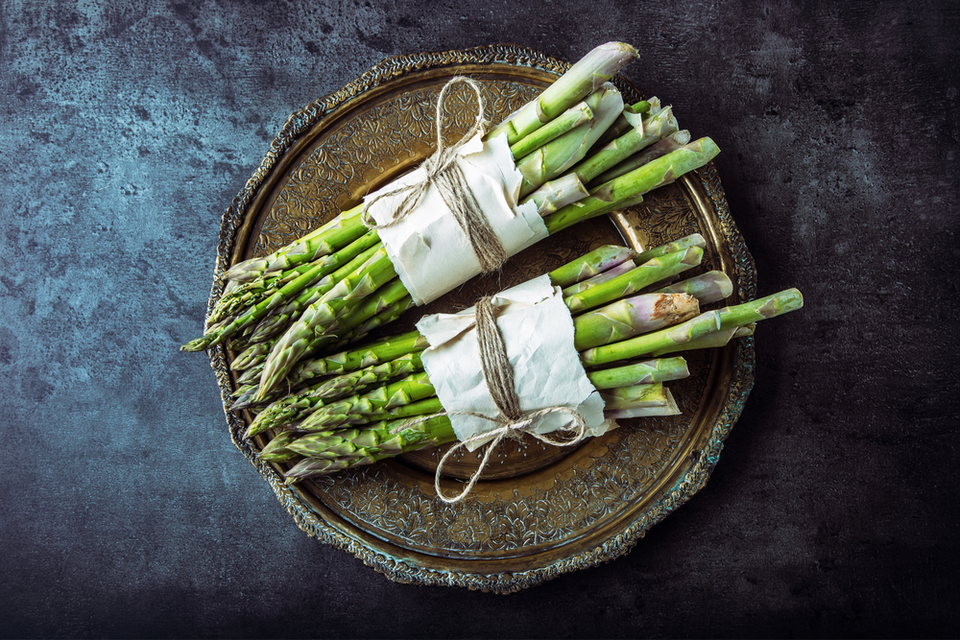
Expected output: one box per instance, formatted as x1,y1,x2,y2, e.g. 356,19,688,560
415,274,614,451
363,133,549,306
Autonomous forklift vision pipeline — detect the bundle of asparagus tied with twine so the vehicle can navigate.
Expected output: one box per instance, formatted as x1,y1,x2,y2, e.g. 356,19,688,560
238,237,802,502
181,41,722,408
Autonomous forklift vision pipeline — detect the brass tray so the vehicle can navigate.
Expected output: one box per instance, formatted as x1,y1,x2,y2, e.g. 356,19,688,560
205,44,757,593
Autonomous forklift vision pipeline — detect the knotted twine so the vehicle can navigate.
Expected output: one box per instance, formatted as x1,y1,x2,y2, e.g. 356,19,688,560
393,295,591,504
360,76,508,274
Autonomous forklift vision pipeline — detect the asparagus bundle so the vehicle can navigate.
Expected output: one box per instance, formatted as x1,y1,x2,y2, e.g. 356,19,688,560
242,239,802,482
275,290,801,483
243,240,708,435
183,42,725,415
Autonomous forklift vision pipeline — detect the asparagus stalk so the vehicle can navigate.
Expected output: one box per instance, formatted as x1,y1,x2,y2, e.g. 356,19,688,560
655,271,734,305
281,417,455,477
593,99,655,149
580,289,804,367
522,174,591,216
486,42,639,144
558,235,709,300
311,396,448,431
561,259,641,297
605,388,680,419
326,291,415,350
564,247,704,314
591,129,692,185
547,244,638,288
585,357,689,389
649,324,755,357
599,383,672,410
296,372,436,431
509,101,594,159
561,105,679,186
634,233,706,264
224,205,368,283
572,292,700,350
292,330,431,380
515,83,625,196
541,137,721,235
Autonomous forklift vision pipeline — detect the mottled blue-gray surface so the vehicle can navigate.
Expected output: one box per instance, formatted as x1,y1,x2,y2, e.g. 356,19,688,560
1,1,958,638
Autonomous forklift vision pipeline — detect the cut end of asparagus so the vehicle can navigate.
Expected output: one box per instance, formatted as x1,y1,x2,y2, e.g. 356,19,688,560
604,389,681,419
525,173,592,216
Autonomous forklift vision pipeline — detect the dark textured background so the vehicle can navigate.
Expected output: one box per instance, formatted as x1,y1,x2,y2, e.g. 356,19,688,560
2,1,958,638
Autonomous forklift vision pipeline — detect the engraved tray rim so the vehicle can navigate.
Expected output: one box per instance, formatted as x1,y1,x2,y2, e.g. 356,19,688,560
204,43,757,594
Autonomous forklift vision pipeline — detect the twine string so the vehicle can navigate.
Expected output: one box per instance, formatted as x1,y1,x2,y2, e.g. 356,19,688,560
391,295,590,504
360,76,508,273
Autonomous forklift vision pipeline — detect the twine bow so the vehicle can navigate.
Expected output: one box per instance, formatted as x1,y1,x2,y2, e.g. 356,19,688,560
393,296,590,504
361,76,508,274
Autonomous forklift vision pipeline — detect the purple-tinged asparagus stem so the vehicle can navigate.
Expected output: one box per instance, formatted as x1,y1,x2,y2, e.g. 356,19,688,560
547,244,638,288
582,288,803,366
604,389,680,419
564,247,703,314
599,383,671,410
634,233,706,264
561,260,639,297
572,293,701,350
655,271,734,305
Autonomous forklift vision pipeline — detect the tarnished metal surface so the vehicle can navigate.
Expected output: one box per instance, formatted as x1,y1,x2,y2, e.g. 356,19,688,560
205,44,756,593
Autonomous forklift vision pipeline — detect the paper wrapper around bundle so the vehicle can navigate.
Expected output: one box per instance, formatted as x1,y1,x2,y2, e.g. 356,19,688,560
363,133,550,306
416,275,616,451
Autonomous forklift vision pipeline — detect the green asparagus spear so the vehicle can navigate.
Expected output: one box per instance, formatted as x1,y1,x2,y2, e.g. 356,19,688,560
486,42,639,144
580,289,803,366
